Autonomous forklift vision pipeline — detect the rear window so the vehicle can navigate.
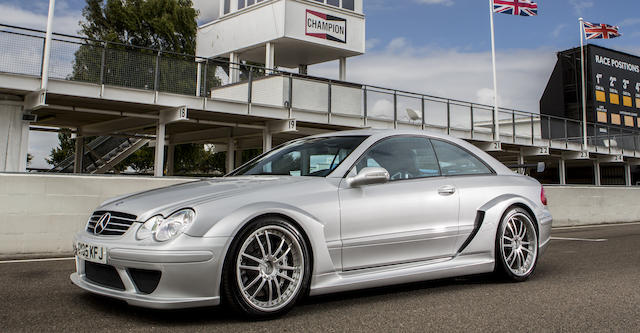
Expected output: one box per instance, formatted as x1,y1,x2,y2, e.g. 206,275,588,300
430,139,492,176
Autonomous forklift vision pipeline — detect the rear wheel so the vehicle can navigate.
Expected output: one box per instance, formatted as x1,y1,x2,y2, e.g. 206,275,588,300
222,217,311,319
494,207,538,281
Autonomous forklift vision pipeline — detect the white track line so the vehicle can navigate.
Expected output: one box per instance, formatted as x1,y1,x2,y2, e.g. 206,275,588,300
0,257,74,264
553,221,640,231
550,237,607,242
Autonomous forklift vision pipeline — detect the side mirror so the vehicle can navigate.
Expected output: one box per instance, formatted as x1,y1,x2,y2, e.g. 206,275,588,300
537,162,545,173
347,167,390,187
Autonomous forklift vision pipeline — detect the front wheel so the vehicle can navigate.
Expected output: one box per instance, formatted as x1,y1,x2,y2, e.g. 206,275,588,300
222,217,311,319
494,207,539,281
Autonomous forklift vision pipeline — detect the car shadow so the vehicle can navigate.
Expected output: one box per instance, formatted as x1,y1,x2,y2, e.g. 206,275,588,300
76,272,519,324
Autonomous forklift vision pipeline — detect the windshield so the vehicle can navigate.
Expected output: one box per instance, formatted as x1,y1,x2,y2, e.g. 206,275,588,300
231,136,368,177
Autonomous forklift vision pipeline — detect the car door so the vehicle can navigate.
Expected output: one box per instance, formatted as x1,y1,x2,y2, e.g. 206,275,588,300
429,139,497,251
338,136,460,271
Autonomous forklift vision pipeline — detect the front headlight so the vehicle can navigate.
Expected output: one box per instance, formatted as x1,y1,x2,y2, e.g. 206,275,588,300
136,209,196,242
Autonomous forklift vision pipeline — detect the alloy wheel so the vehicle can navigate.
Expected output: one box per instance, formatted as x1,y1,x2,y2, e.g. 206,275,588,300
235,225,305,312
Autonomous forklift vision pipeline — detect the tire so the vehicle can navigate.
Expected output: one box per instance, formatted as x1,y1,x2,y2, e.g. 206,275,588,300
494,206,539,282
221,216,311,319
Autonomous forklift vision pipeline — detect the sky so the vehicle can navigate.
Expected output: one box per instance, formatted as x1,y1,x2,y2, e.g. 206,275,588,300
1,0,640,168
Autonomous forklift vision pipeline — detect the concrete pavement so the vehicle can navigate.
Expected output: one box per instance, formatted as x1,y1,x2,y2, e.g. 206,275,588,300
1,223,639,332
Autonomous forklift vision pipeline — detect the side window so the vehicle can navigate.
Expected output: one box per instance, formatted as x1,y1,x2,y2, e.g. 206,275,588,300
355,137,441,181
430,139,492,176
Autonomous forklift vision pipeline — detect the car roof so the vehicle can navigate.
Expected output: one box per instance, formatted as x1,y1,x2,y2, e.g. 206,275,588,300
309,129,513,175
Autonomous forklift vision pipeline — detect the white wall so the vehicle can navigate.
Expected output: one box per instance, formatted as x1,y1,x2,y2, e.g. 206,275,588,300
196,1,286,58
284,0,365,54
1,174,639,258
196,0,365,59
0,100,29,172
0,174,195,258
545,186,640,226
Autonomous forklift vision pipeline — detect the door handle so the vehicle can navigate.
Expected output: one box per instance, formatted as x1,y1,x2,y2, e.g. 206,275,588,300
438,185,456,196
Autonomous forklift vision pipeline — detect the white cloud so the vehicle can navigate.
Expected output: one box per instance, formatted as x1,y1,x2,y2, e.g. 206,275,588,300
0,3,80,35
309,39,557,115
569,0,594,16
366,38,381,51
552,24,567,38
29,132,58,169
415,0,454,6
386,37,410,53
620,18,640,27
193,0,220,24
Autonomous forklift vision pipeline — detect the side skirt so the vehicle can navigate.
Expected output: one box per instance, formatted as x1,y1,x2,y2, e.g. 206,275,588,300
309,253,494,296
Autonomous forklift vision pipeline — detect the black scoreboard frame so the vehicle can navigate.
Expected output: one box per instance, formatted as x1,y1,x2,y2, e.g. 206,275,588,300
540,44,640,144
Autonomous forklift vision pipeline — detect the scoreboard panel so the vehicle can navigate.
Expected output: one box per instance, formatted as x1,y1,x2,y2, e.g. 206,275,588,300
589,45,640,128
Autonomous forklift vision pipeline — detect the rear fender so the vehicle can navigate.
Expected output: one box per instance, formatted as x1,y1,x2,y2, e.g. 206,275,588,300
459,194,538,257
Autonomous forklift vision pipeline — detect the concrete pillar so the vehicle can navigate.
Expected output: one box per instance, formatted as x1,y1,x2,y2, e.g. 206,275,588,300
226,138,236,174
229,52,240,84
196,62,202,97
235,148,243,168
339,57,347,81
559,159,566,185
262,128,272,153
73,136,84,174
266,42,275,74
517,151,525,175
594,160,601,186
154,122,165,177
166,144,175,176
298,65,308,75
0,98,30,172
624,163,632,187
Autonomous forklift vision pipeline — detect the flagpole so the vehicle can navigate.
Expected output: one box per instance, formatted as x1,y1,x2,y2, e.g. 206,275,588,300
41,0,56,91
489,0,500,142
579,17,588,149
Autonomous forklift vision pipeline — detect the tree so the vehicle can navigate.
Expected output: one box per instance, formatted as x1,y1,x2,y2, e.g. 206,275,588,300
46,129,75,166
80,0,198,54
70,0,224,175
72,0,201,94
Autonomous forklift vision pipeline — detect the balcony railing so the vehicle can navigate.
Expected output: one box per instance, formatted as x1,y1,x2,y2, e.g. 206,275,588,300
1,24,640,155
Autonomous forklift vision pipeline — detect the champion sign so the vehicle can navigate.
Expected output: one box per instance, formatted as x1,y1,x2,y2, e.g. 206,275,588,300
305,9,347,44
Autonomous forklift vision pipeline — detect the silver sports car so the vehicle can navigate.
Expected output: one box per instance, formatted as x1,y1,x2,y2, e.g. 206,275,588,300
71,129,552,318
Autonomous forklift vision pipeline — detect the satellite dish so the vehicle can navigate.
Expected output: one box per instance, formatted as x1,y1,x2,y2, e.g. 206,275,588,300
406,108,421,121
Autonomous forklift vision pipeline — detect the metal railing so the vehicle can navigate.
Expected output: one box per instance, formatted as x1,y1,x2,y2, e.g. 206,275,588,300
2,24,640,154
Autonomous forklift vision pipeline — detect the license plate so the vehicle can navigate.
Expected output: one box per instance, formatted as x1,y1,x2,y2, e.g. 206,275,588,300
75,241,107,264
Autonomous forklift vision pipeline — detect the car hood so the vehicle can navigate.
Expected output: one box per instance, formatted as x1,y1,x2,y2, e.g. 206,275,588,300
98,176,315,220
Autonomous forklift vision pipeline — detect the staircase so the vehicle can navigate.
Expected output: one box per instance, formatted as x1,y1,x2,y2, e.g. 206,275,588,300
50,137,150,174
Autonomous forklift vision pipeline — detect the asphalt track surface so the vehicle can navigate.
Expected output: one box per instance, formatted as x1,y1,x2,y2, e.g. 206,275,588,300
1,223,639,332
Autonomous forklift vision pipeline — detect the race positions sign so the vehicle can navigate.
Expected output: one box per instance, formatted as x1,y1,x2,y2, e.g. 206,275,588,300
306,9,347,43
590,45,640,128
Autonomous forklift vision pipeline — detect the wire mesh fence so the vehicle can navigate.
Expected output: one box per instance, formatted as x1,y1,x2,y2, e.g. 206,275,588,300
2,23,640,152
0,30,44,76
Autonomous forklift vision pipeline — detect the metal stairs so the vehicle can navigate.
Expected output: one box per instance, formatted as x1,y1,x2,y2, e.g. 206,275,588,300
50,136,150,174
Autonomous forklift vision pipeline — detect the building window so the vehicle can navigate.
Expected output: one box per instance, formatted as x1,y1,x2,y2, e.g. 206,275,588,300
224,0,231,14
237,0,263,11
313,0,355,11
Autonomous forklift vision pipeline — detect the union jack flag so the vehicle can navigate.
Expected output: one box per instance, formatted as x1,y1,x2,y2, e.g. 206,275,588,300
583,21,621,40
493,0,538,16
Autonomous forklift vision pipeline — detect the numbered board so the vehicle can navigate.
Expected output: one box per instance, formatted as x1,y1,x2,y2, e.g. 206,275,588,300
590,45,640,128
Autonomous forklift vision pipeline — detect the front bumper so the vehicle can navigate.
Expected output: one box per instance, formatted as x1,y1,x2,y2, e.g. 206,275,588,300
70,231,230,309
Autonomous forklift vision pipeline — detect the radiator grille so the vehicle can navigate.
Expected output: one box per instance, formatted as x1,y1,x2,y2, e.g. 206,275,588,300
86,211,137,236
